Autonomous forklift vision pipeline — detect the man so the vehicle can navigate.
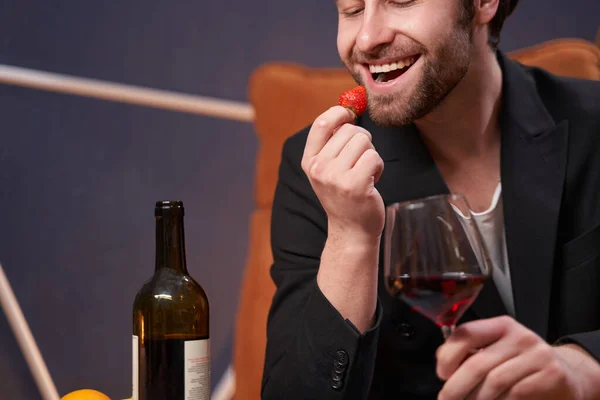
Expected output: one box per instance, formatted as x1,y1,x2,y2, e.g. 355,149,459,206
262,0,600,398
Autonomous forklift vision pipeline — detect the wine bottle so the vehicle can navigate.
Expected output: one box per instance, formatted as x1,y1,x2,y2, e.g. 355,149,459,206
133,200,210,400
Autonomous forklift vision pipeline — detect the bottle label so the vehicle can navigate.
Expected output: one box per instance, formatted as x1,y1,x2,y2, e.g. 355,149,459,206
132,335,139,400
132,335,210,400
184,339,211,400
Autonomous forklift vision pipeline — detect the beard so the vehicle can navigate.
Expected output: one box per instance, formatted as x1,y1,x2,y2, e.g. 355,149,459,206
345,20,473,127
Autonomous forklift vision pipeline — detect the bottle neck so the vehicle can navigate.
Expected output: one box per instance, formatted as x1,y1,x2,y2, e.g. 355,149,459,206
155,211,188,274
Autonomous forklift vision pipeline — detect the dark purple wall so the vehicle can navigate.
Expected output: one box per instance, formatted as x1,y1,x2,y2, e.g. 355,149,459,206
0,1,598,398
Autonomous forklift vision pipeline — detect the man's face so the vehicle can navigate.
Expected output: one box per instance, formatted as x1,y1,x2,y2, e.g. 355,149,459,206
336,0,474,127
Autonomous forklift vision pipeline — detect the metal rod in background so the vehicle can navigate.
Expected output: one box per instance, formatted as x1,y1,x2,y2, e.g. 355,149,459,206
0,64,255,122
0,262,61,400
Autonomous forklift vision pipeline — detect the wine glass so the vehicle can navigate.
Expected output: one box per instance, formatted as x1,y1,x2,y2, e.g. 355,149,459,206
383,194,492,339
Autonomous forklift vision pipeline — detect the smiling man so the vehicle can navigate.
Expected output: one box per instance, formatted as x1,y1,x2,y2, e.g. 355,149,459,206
261,0,600,399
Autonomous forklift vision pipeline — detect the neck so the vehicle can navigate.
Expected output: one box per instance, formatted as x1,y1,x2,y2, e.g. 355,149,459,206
415,46,503,165
155,212,188,274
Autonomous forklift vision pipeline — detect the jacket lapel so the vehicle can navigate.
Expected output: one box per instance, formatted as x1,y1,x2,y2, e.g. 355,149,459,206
497,53,568,338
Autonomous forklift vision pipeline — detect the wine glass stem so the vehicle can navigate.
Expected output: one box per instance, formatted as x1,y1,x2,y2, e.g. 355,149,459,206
442,325,455,339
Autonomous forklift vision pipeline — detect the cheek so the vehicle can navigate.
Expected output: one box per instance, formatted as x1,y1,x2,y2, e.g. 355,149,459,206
388,2,460,49
336,20,359,59
410,17,451,44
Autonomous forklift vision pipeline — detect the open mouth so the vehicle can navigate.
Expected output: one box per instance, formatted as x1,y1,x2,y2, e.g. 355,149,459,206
369,54,420,83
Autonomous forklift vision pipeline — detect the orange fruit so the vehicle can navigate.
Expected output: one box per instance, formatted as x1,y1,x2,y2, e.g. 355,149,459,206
61,389,111,400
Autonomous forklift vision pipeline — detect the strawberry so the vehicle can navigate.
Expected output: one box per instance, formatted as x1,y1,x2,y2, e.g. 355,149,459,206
339,85,367,117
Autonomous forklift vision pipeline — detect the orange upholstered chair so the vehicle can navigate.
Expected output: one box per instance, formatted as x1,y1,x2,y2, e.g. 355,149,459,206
234,36,600,400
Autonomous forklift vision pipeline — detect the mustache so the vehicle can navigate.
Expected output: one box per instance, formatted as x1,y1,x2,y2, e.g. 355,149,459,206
350,42,426,64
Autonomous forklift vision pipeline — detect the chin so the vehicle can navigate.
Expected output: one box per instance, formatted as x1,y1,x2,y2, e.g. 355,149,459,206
367,93,419,127
369,110,414,128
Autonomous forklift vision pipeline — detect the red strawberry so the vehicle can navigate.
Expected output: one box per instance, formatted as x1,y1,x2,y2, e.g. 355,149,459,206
339,85,367,117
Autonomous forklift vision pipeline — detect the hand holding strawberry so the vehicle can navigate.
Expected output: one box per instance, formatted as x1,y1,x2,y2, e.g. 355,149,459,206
301,84,384,243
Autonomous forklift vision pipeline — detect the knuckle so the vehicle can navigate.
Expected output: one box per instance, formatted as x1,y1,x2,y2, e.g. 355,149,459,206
545,360,567,382
377,156,384,170
496,315,514,328
309,158,325,180
335,125,354,140
364,148,382,162
314,116,331,130
301,156,312,174
515,330,540,349
356,128,372,141
487,368,510,393
339,122,356,131
349,131,371,148
322,168,339,188
531,343,554,363
338,179,355,195
315,108,340,128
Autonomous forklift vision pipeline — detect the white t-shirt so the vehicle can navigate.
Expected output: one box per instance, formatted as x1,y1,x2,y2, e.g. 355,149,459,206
469,183,515,317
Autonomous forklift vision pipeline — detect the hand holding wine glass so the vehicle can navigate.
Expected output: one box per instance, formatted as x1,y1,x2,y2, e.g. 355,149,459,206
383,194,492,338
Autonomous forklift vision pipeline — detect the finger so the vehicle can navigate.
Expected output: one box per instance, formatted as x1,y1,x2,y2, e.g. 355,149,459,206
437,316,513,380
335,131,375,170
467,345,549,400
303,106,356,160
351,149,384,185
318,125,372,161
439,339,521,400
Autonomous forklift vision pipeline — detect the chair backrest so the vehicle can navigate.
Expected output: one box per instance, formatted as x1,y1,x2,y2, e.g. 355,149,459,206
234,37,600,400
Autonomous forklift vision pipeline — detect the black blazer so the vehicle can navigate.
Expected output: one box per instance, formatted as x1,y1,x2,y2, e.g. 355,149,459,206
261,51,600,399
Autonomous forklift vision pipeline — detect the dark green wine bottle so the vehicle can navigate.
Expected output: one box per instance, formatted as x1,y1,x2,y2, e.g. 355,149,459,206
133,201,210,400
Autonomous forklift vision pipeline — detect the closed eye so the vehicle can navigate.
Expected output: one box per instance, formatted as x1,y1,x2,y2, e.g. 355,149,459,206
391,0,417,7
340,7,364,17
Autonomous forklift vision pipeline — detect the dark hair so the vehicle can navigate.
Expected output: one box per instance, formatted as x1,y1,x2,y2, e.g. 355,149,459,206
462,0,520,48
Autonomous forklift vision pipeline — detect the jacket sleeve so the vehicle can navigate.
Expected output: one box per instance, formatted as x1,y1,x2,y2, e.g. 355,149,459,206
557,332,600,363
261,134,382,400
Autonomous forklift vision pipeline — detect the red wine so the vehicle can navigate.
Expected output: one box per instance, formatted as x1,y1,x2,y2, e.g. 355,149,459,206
387,273,487,327
139,335,210,400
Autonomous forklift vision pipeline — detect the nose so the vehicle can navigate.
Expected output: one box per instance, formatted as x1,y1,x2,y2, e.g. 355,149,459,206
356,6,395,54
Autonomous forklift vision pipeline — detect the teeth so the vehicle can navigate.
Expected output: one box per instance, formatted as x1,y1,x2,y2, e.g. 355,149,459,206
369,56,416,74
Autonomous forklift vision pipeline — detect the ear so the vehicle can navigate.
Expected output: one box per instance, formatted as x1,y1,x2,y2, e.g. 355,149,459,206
474,0,500,25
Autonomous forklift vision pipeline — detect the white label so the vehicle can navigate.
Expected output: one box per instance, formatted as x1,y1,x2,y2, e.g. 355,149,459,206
184,339,211,400
132,335,138,400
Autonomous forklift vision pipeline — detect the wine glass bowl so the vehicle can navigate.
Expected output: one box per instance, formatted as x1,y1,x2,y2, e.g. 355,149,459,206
383,194,492,338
